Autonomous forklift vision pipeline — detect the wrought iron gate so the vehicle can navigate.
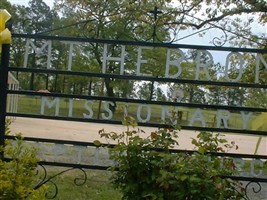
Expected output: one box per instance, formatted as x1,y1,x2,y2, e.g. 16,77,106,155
0,33,267,199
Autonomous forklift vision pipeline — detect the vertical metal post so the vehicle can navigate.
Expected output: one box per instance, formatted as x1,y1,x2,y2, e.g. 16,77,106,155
149,80,154,101
0,43,10,148
149,6,162,43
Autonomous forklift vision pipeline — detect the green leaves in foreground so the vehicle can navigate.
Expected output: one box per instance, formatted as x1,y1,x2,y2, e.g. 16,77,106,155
0,133,46,200
96,116,244,200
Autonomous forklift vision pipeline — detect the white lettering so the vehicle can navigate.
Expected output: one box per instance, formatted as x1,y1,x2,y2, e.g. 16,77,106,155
24,39,52,69
102,44,126,74
68,43,74,71
195,50,213,80
41,97,60,116
165,49,184,78
255,53,267,83
83,100,94,118
233,158,245,176
161,106,178,125
137,104,151,123
68,98,74,117
240,111,253,129
216,109,231,128
124,104,129,117
251,159,263,177
101,101,114,120
136,46,152,75
189,108,206,127
225,52,244,82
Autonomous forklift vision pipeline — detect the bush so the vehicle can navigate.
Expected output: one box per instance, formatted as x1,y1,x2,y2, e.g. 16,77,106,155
0,119,46,200
96,116,244,200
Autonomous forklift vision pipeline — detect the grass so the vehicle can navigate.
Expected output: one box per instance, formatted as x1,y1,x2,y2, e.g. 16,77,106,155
32,160,266,200
39,168,122,200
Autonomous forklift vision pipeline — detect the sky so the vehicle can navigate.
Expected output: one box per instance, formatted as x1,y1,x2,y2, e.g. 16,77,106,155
7,0,266,51
6,0,229,46
8,0,54,7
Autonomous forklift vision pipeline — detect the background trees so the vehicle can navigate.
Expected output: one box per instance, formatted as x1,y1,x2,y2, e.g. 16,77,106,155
5,0,267,108
168,0,266,47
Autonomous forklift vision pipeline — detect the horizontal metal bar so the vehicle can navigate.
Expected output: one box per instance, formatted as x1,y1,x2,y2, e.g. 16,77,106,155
167,148,267,159
2,158,108,170
9,67,267,89
37,163,267,183
3,159,266,182
6,113,267,136
38,161,109,170
5,135,267,159
4,135,97,147
7,89,267,112
12,33,267,53
5,157,266,181
220,175,267,182
179,125,267,136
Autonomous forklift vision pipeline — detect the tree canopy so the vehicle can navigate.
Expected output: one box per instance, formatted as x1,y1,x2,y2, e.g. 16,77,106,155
2,0,267,109
4,0,266,44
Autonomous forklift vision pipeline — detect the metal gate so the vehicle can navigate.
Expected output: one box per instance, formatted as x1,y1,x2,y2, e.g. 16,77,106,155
0,33,267,199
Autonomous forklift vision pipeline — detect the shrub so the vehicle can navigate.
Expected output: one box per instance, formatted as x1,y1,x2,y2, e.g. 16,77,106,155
0,119,46,200
96,116,244,200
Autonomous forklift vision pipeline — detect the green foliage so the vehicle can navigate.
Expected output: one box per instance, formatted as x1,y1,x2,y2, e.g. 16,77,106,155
97,116,244,200
0,120,46,200
191,131,237,154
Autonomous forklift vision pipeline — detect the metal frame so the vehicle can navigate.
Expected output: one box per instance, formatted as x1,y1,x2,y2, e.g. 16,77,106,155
1,34,267,199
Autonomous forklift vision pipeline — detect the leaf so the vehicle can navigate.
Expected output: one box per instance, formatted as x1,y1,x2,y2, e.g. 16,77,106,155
143,194,158,200
180,175,188,181
150,132,158,140
191,138,198,146
218,139,227,143
126,131,132,136
93,140,101,147
198,147,206,154
100,133,110,138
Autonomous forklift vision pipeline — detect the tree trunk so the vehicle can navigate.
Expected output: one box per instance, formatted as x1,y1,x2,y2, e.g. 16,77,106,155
150,81,154,101
62,76,66,93
29,53,36,91
29,72,35,91
46,74,49,89
104,78,116,112
54,74,58,92
88,80,92,95
189,87,194,103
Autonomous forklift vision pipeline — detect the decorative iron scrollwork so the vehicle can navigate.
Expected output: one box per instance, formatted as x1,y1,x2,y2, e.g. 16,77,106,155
33,164,88,199
244,181,264,200
149,6,163,43
211,27,228,47
19,4,233,46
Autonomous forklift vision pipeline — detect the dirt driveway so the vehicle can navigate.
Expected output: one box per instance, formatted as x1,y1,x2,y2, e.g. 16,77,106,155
8,117,266,155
